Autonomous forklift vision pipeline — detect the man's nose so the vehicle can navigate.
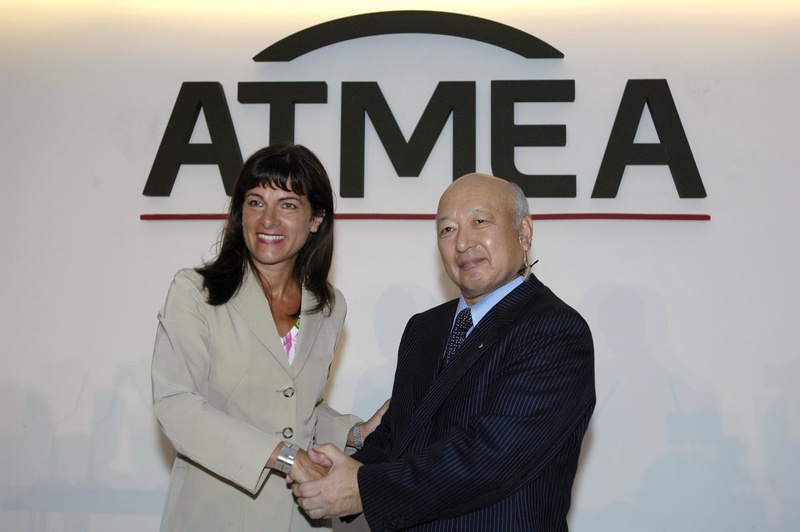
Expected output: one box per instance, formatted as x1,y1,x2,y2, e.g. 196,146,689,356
455,229,474,252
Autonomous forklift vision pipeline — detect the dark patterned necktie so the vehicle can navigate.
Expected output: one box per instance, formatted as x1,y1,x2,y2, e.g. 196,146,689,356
442,308,473,367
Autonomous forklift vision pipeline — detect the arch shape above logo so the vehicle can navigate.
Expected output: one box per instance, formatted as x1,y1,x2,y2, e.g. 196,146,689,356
253,10,563,62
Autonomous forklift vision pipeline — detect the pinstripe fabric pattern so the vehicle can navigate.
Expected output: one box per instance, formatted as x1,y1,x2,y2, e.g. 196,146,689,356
354,275,595,531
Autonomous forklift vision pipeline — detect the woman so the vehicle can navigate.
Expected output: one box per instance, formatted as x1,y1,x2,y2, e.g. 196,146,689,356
151,144,385,531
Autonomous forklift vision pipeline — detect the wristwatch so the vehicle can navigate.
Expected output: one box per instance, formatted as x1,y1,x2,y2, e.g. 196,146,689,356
274,442,297,474
352,422,364,449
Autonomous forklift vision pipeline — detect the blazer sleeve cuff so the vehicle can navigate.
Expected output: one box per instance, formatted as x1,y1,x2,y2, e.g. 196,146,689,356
314,401,361,449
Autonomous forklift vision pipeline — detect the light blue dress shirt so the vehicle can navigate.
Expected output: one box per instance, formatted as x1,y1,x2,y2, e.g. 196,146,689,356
451,275,525,336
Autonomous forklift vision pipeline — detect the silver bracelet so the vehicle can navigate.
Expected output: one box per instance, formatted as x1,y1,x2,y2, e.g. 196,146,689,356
352,422,364,449
274,442,297,474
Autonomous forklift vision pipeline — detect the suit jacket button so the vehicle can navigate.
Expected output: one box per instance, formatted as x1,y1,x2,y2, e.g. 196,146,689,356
283,387,295,397
282,427,294,438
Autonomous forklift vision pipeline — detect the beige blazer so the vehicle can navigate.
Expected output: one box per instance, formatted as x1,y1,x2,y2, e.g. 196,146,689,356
152,268,360,531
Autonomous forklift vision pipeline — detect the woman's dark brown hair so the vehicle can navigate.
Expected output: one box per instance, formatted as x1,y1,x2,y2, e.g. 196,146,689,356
196,143,335,313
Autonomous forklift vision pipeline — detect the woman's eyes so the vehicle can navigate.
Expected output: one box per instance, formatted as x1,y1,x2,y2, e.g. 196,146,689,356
245,199,300,209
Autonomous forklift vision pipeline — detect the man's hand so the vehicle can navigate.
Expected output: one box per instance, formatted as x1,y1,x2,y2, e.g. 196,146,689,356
286,448,329,484
287,448,329,484
291,444,363,519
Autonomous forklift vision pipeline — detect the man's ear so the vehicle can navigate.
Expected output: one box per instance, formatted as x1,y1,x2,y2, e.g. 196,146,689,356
519,215,533,252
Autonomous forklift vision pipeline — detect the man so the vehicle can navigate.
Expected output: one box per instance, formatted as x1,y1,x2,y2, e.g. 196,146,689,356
291,173,595,531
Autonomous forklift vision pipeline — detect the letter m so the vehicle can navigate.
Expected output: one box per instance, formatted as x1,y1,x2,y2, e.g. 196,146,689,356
340,82,476,197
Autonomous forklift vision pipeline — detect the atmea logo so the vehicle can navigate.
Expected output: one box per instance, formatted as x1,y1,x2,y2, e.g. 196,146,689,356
143,11,708,221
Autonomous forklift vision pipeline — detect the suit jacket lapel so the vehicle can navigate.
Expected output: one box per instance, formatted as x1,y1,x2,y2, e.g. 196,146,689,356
411,303,455,410
230,267,291,375
392,276,543,458
290,288,323,378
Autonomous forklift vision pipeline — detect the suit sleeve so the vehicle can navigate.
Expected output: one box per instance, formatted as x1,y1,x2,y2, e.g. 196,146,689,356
314,401,360,449
357,306,595,530
351,400,394,464
307,289,363,448
151,270,278,494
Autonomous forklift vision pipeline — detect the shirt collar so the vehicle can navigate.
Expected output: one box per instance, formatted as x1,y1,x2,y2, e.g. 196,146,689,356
454,275,525,335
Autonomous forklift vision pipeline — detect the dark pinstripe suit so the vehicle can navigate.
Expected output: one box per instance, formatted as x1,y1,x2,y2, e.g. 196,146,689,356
353,275,595,531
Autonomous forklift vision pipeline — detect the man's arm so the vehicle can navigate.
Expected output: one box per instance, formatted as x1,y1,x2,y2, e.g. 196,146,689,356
351,399,394,464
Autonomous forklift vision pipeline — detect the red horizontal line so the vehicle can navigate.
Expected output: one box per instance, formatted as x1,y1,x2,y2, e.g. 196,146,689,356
335,213,434,220
140,213,227,220
141,213,711,221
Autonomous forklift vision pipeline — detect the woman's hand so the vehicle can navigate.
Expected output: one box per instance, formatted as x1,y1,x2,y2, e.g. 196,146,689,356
346,398,390,448
361,399,390,440
287,448,329,484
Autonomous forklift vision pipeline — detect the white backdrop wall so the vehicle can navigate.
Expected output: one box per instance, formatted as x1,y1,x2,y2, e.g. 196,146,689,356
2,1,799,531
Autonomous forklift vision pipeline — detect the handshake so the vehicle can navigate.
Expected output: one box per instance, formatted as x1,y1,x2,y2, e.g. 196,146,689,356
287,444,364,520
285,399,388,520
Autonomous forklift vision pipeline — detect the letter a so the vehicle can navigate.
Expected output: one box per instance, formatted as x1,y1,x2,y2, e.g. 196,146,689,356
592,79,706,198
143,82,242,196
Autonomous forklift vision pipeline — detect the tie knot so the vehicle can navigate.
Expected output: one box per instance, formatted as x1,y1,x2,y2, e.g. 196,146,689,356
453,308,473,334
